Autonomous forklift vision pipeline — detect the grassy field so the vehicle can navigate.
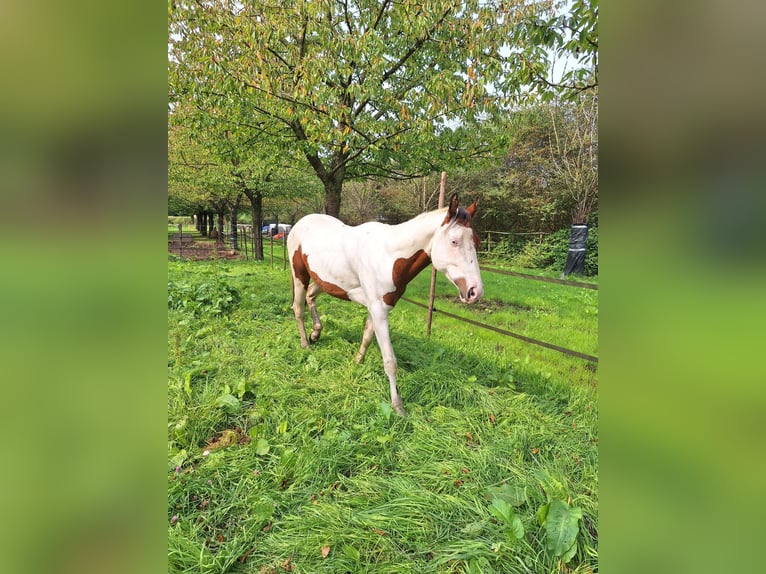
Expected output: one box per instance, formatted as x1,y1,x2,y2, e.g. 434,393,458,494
168,256,598,573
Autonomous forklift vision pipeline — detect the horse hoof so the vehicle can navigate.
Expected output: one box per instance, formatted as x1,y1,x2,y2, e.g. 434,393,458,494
393,404,407,417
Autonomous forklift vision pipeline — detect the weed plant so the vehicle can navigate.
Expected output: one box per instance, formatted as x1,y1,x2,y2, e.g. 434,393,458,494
168,258,598,573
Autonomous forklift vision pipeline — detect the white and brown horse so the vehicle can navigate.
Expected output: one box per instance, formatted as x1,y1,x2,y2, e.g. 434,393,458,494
287,193,483,416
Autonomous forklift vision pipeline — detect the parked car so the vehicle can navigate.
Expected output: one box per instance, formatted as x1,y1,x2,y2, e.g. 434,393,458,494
262,223,292,236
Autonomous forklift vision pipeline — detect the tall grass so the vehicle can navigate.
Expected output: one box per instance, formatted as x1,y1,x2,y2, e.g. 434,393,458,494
168,258,597,573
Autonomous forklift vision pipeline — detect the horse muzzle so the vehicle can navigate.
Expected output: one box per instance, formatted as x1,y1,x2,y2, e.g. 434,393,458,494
454,278,483,304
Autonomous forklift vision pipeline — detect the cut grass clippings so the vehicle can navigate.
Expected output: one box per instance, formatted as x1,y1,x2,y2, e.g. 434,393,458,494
168,258,597,573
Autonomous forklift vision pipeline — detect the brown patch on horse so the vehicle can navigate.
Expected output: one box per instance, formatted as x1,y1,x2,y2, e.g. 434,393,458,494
441,194,478,230
292,245,310,288
442,193,460,225
293,245,351,300
310,270,351,301
383,249,431,306
453,277,468,301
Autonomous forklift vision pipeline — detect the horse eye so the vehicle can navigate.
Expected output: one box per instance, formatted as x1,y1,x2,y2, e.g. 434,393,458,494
451,239,458,246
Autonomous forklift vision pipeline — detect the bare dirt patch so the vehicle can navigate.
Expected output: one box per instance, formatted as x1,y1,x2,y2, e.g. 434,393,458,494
168,241,243,260
440,295,531,312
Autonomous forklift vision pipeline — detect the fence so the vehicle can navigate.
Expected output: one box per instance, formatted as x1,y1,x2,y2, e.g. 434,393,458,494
479,230,548,257
168,225,597,363
399,263,598,364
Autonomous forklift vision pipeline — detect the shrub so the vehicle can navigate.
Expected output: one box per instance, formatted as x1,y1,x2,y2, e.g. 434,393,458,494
511,239,554,269
507,226,598,276
168,277,240,316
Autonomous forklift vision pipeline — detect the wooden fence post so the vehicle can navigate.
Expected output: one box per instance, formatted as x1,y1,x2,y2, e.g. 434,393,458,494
427,172,447,337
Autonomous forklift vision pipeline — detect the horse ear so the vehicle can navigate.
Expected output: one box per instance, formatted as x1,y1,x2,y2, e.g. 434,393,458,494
466,199,478,217
447,193,459,217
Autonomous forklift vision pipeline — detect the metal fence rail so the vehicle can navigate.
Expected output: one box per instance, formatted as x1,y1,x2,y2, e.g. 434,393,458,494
401,296,598,364
480,266,598,290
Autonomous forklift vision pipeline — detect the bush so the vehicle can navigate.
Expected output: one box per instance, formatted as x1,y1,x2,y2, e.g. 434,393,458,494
507,226,598,276
511,239,553,269
168,277,240,316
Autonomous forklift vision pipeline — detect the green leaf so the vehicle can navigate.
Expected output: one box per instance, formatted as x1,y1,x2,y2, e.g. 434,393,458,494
168,449,188,471
545,499,583,557
254,438,270,456
562,539,579,564
251,501,274,522
215,393,241,412
341,544,360,562
489,498,514,523
485,484,527,507
489,498,524,540
536,502,550,526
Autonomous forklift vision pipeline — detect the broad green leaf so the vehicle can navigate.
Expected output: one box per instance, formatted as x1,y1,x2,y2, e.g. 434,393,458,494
254,438,270,456
562,539,579,564
168,449,187,471
341,545,360,562
489,498,514,524
215,393,240,412
536,502,550,526
545,499,583,557
251,501,274,522
485,484,527,507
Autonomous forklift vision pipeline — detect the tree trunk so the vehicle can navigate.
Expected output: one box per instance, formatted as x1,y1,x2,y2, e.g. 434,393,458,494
217,212,225,243
323,172,344,219
195,211,203,234
207,211,214,236
244,189,264,261
199,212,207,236
228,194,242,250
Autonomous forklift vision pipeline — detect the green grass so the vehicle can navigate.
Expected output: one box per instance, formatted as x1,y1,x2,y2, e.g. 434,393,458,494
168,258,597,573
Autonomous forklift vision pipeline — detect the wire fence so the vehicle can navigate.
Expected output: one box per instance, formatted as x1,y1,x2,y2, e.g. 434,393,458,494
168,224,597,363
401,296,597,363
478,230,548,257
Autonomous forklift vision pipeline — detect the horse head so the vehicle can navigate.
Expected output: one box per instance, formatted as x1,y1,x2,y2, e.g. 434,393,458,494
430,193,484,304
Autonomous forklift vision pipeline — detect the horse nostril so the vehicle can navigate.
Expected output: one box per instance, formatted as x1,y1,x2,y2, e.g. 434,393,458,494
468,287,476,300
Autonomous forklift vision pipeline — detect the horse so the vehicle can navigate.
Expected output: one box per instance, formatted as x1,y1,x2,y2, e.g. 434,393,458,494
287,193,483,416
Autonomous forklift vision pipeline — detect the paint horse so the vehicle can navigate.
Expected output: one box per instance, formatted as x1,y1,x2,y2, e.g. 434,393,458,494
288,193,483,416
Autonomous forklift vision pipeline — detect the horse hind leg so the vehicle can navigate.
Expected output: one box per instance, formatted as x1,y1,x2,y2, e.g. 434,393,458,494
306,282,323,343
354,314,375,364
291,275,310,348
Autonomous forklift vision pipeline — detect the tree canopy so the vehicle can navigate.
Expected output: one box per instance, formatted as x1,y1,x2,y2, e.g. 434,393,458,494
169,0,584,217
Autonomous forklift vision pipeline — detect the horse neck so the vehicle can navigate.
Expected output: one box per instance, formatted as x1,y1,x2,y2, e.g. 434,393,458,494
389,208,448,255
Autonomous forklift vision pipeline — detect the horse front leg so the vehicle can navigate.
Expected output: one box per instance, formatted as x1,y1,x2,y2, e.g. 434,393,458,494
354,314,375,364
369,306,406,416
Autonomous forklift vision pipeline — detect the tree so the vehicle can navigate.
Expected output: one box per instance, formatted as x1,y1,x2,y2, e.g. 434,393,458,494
169,95,320,258
168,121,235,235
549,90,598,225
547,88,597,275
169,0,562,218
512,0,598,97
